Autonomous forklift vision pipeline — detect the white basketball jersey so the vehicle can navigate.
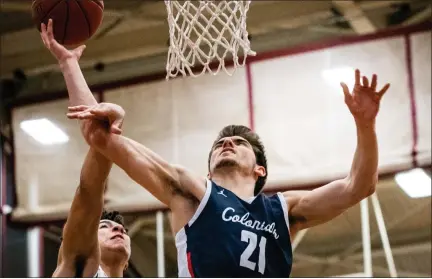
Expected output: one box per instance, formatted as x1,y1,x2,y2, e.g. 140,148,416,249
94,266,108,277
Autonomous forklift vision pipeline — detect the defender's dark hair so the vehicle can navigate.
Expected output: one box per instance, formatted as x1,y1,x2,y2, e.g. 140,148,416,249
60,210,125,241
59,210,126,276
100,210,125,227
208,125,268,195
100,210,129,273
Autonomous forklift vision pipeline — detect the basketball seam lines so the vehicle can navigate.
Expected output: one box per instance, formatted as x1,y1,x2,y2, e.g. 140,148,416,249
75,0,91,38
92,0,104,10
39,0,64,25
62,1,70,45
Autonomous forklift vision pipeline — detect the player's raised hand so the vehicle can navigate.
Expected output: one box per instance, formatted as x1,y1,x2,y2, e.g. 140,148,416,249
340,69,390,125
40,19,86,62
67,103,125,135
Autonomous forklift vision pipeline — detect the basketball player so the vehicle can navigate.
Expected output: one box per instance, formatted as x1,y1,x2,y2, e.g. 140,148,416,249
59,23,390,279
68,76,389,277
40,20,130,277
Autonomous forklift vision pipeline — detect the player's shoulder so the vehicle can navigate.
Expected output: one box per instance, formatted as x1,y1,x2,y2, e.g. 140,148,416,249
172,164,207,201
260,191,283,201
257,192,288,210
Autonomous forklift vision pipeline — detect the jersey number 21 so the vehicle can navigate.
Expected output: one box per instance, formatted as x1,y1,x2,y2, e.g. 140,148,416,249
240,230,267,274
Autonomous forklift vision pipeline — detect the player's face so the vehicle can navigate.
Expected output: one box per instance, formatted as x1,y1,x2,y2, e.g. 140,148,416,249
98,220,131,259
209,136,257,174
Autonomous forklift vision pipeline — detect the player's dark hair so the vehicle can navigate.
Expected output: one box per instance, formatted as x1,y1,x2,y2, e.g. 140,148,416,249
208,125,268,195
58,210,126,276
100,210,125,226
60,210,125,241
100,210,129,273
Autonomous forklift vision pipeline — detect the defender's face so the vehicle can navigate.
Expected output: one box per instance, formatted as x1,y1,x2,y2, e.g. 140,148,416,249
98,220,131,258
209,136,257,174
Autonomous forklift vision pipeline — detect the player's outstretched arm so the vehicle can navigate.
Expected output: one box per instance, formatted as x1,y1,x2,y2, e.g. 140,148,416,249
40,20,93,109
53,149,111,277
41,20,204,207
283,69,390,235
40,20,117,277
54,111,124,277
67,103,207,207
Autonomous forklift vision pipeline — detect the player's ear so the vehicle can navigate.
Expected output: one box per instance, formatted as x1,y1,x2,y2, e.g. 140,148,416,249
207,173,212,179
254,165,266,178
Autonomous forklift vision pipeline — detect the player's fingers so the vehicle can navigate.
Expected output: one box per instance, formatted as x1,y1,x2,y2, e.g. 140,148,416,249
47,19,55,41
41,35,47,47
77,111,96,119
370,74,377,91
340,82,352,102
41,35,48,47
110,126,122,135
111,119,123,133
40,23,48,43
77,45,86,52
362,76,369,88
48,18,53,31
66,112,84,119
355,69,360,86
377,83,390,98
74,45,87,57
68,105,91,111
89,107,109,117
67,108,92,116
41,22,47,36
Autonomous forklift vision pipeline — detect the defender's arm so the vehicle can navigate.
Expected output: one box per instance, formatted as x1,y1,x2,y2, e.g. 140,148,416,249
40,20,114,275
53,149,111,277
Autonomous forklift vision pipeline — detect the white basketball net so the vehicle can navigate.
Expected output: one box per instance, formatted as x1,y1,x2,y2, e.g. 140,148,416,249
165,0,255,79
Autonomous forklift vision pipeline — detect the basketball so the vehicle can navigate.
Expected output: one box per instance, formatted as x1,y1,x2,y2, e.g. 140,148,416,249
32,0,104,46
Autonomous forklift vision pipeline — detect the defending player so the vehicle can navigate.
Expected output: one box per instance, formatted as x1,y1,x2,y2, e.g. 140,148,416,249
40,20,131,277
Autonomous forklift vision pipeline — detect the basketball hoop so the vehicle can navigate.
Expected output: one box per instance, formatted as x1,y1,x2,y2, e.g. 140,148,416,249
164,0,255,79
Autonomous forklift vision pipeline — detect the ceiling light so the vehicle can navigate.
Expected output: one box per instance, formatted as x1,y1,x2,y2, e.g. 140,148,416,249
395,168,431,198
20,118,69,145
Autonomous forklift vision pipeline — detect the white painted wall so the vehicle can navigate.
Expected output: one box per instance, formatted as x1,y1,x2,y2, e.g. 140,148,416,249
251,37,413,188
11,32,431,220
411,31,432,167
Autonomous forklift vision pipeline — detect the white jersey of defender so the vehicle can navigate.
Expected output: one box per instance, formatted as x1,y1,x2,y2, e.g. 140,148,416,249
94,266,108,277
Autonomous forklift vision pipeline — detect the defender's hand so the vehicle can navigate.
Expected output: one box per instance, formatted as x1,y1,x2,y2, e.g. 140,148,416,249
67,103,125,135
40,19,86,63
340,69,390,125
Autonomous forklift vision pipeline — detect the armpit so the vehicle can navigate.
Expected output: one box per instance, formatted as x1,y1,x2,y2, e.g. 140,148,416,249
288,214,307,226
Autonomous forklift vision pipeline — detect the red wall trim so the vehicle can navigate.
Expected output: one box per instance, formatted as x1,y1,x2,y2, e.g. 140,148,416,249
82,21,428,93
404,34,419,168
245,63,255,131
1,154,6,276
97,91,104,103
7,22,431,109
39,227,44,277
249,21,431,63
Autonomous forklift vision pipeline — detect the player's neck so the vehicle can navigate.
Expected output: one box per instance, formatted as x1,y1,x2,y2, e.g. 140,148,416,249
100,260,125,277
211,171,255,199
